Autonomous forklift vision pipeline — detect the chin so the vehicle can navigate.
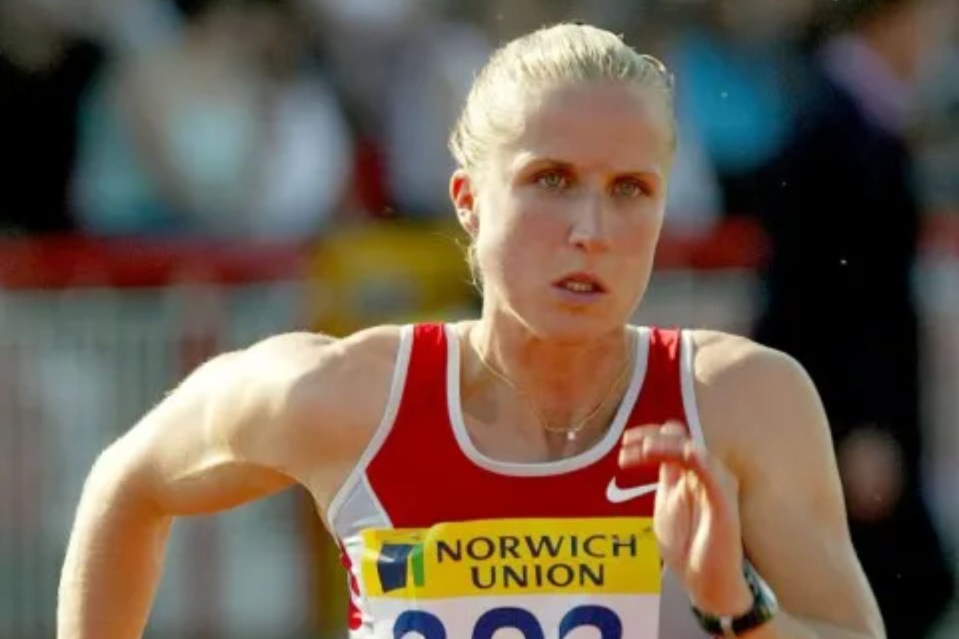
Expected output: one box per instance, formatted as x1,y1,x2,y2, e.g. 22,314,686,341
516,308,627,345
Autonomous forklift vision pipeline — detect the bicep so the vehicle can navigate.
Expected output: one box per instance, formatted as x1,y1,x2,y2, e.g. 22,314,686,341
91,327,397,521
737,359,882,633
101,347,303,518
740,454,869,624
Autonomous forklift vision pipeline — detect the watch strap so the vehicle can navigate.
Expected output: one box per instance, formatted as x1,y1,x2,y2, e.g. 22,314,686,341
690,560,778,637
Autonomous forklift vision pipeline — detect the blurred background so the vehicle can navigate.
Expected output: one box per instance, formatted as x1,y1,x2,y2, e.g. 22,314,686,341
0,0,957,637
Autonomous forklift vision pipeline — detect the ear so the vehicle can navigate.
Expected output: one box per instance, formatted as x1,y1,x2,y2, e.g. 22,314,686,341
450,169,479,237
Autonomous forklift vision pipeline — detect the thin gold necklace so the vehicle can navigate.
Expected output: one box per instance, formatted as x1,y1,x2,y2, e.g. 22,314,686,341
471,331,635,442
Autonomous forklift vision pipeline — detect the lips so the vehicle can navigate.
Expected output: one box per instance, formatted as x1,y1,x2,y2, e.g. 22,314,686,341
553,272,607,294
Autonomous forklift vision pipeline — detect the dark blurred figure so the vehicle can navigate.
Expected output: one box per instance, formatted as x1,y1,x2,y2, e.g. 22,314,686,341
0,0,104,235
754,1,955,636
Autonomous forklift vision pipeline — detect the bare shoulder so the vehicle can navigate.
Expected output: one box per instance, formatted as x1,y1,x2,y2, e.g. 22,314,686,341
228,325,405,479
687,329,811,393
686,330,829,479
241,325,402,403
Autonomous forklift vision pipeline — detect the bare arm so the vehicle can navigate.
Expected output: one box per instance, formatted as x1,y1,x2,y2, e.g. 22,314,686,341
57,328,399,639
695,332,885,638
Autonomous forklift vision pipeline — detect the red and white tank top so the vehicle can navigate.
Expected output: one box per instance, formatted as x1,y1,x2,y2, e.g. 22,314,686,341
327,324,709,639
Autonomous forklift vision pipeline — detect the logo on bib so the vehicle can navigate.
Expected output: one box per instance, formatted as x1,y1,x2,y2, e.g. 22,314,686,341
375,541,426,592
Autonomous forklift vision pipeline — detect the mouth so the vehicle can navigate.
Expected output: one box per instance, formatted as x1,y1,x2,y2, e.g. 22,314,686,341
552,272,608,295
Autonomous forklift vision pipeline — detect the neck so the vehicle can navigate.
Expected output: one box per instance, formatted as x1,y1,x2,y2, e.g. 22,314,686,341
463,313,634,436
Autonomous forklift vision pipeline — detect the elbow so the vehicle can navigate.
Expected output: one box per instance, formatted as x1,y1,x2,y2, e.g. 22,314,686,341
82,441,168,524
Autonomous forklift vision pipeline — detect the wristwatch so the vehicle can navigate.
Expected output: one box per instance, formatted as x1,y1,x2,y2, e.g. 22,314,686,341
690,560,779,637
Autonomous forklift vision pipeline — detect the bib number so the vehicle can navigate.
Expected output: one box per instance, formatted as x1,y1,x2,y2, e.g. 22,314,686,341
394,605,622,638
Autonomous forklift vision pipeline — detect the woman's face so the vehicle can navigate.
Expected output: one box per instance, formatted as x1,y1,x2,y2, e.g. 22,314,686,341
454,81,674,341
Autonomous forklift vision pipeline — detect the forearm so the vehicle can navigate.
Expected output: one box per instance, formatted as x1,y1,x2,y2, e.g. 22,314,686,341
58,464,173,639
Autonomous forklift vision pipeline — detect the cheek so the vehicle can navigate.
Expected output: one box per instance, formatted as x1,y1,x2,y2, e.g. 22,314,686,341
616,205,665,254
480,194,564,257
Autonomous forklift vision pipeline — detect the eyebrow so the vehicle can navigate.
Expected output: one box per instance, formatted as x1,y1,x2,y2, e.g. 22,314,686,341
512,154,664,181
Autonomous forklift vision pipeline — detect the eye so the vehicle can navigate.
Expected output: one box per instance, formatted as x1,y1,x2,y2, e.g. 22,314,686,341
535,170,571,191
611,178,649,199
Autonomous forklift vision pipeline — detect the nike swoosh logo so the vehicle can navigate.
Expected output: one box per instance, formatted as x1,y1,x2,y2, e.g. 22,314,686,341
605,478,658,504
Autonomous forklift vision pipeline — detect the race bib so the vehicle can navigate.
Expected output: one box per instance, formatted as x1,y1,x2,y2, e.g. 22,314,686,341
357,517,661,638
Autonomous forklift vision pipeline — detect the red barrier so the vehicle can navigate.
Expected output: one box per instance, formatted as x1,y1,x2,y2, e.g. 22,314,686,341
0,214,954,289
0,236,310,289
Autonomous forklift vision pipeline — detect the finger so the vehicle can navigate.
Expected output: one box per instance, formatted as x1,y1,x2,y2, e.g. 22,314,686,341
658,459,683,490
619,430,691,467
622,420,688,446
661,420,686,437
622,424,664,445
640,435,697,463
632,439,730,505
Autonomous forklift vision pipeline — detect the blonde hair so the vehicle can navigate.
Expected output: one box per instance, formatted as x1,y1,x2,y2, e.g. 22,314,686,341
449,23,675,173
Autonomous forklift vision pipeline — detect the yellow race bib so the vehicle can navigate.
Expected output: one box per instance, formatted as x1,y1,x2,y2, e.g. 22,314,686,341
356,518,661,638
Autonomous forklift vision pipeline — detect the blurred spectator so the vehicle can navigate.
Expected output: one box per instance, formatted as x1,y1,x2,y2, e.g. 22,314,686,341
296,0,431,216
666,0,811,220
470,0,578,42
302,0,423,138
73,0,354,238
81,0,180,54
246,0,355,236
753,1,955,636
381,11,490,217
0,0,104,235
913,3,959,212
652,0,726,239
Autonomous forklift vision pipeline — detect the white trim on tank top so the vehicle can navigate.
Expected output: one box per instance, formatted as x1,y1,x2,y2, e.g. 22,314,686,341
327,324,414,530
679,330,708,448
444,323,651,477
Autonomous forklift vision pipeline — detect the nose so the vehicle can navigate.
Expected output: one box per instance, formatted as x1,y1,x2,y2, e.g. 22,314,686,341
568,193,611,254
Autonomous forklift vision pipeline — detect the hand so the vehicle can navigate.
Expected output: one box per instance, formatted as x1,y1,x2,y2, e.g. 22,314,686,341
620,421,753,616
837,426,903,523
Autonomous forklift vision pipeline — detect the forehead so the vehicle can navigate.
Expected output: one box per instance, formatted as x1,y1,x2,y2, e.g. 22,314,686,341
502,82,673,175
